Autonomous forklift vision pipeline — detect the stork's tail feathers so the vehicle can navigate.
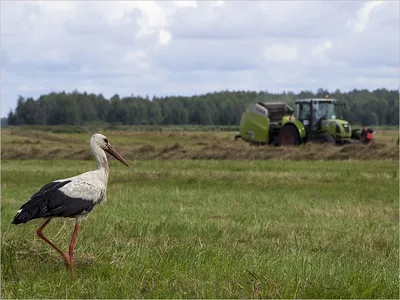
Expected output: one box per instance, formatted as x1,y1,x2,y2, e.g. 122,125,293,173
11,199,43,224
12,208,32,224
11,181,68,225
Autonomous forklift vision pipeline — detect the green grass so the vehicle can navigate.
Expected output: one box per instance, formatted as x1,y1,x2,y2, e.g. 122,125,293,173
1,159,398,298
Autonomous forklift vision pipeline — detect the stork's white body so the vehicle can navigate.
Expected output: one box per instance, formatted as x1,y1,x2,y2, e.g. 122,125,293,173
57,171,107,205
54,170,108,221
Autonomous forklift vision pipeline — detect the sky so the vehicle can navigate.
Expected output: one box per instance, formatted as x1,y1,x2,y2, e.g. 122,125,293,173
1,0,399,117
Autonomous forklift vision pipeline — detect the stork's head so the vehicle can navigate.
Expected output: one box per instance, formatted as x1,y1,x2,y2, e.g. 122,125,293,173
91,133,130,167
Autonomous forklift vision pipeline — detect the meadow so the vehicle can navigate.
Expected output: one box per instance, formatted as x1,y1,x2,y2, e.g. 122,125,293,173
1,126,399,299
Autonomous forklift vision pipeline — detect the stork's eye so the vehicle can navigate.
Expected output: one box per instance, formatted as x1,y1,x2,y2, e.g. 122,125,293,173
104,138,108,143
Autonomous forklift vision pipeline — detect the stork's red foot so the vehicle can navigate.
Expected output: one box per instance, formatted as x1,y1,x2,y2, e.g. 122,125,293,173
62,252,71,266
70,267,75,280
61,253,75,280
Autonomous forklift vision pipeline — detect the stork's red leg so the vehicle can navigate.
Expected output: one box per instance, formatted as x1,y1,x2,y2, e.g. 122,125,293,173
68,223,80,280
36,218,70,266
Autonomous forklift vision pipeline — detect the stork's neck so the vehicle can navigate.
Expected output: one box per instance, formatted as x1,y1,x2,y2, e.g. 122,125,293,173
91,141,109,182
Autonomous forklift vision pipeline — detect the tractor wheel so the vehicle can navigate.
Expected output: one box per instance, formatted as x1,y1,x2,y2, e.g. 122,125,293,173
278,125,300,147
312,132,335,145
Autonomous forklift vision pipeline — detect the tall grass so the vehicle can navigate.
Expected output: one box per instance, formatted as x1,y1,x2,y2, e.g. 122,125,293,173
1,159,398,299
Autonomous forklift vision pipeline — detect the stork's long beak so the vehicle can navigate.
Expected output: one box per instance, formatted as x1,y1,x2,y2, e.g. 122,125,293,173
105,144,130,167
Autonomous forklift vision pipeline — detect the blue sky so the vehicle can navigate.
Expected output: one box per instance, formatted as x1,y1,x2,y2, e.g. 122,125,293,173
1,0,399,117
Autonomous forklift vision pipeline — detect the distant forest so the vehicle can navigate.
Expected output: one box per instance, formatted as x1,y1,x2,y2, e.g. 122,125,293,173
5,88,399,126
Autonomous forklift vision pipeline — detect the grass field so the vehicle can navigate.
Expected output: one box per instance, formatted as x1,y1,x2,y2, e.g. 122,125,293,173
1,127,399,298
1,159,399,298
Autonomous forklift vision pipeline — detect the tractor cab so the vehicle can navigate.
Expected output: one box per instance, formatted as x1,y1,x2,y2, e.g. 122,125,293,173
295,98,351,143
295,98,337,128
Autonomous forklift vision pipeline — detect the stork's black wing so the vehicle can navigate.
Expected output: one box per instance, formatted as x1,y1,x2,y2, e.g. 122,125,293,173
12,180,96,224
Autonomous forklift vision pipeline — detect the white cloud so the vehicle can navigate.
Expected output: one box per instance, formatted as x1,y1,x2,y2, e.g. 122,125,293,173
122,50,146,62
347,1,385,33
134,2,170,37
36,1,79,23
211,1,225,8
263,45,299,63
173,1,197,9
42,48,71,64
311,40,333,60
121,50,150,71
158,29,172,46
0,0,399,117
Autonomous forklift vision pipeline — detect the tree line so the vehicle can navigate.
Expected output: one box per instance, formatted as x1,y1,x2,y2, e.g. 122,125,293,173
6,88,399,126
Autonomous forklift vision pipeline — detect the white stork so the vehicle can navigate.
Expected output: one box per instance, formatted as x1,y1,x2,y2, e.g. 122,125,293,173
12,133,129,280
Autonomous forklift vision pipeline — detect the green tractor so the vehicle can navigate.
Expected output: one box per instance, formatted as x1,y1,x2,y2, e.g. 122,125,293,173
235,98,360,146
